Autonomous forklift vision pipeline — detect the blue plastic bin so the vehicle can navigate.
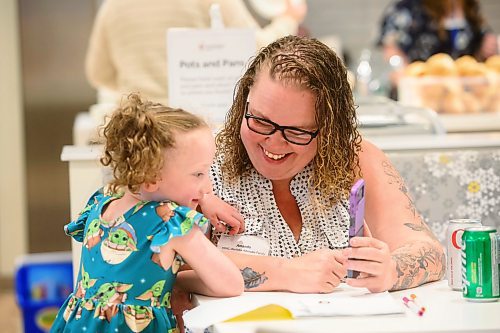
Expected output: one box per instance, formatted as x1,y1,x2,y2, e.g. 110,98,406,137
15,252,73,333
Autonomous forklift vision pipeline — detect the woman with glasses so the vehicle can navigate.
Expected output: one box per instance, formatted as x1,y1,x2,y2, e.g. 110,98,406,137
200,35,445,294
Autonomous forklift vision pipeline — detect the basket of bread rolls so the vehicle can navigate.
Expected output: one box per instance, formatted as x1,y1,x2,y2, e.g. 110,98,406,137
398,53,500,114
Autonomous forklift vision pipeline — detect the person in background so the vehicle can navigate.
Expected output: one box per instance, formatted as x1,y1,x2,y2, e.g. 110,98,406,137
50,93,243,333
378,0,497,66
200,35,445,294
85,0,307,105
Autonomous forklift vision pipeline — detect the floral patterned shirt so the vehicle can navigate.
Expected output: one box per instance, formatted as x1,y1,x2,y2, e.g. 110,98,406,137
378,0,489,61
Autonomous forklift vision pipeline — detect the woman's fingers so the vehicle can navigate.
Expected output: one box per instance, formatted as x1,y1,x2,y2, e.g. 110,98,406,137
350,236,386,250
343,237,396,292
347,246,386,263
347,259,385,276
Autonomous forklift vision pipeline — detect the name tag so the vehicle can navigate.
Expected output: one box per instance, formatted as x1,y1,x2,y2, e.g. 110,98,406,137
217,235,270,256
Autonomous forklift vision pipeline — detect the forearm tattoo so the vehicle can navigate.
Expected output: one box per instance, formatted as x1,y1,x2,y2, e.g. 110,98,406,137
391,242,446,291
382,160,445,290
241,267,268,290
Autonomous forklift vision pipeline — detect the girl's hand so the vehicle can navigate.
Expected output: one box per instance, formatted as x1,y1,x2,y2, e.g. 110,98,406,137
199,193,245,235
343,236,397,293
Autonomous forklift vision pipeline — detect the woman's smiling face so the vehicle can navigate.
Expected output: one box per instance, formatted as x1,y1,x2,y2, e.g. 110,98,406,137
240,69,318,182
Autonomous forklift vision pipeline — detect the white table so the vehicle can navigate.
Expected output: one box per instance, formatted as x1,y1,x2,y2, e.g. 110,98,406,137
194,280,500,333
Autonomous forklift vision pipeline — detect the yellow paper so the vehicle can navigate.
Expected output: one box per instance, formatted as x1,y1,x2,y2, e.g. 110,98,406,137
224,304,293,322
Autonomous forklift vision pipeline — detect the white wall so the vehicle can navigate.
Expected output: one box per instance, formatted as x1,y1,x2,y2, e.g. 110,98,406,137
0,0,28,276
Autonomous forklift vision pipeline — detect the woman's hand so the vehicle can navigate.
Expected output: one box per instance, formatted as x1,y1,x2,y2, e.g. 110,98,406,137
343,236,397,293
479,32,498,60
283,248,347,293
198,193,245,235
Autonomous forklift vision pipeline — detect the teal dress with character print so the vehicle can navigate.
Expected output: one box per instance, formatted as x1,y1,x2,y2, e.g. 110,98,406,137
50,188,209,333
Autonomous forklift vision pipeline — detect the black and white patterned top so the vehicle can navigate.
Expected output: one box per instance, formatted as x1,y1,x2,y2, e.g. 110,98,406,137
210,159,350,258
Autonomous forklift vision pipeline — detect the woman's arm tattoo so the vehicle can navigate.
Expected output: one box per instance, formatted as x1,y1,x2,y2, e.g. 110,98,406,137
382,161,445,290
241,267,268,290
391,242,446,290
382,160,417,218
382,160,440,242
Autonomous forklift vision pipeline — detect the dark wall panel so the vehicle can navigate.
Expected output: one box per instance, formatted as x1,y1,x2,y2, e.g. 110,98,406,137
19,0,97,252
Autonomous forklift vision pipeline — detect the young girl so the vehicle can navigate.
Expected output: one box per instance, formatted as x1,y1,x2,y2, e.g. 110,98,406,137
50,93,243,333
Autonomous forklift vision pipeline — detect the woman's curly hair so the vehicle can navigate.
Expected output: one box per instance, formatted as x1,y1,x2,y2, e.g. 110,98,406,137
216,35,362,205
101,93,207,194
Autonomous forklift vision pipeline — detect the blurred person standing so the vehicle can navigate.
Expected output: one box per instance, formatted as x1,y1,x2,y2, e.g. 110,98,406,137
378,0,497,66
85,0,307,105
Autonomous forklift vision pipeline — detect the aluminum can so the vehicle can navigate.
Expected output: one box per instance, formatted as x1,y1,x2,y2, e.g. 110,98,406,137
446,219,481,290
462,226,499,302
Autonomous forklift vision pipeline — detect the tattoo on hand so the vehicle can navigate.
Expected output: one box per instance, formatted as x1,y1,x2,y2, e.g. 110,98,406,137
241,267,268,289
391,242,446,290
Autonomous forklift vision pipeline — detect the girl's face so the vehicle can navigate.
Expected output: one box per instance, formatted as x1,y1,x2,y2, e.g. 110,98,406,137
150,127,215,209
240,69,318,183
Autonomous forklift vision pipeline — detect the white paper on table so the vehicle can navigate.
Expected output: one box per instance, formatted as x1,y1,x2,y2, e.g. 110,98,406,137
183,285,405,331
290,290,405,317
183,296,274,332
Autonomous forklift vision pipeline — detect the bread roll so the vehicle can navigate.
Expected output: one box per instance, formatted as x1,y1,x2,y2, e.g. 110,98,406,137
455,55,477,67
461,91,481,113
485,55,500,73
485,94,500,112
441,92,465,114
418,79,446,112
405,61,427,76
456,58,487,77
426,53,458,76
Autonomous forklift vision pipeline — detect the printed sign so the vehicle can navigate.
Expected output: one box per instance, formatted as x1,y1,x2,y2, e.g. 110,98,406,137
167,28,256,127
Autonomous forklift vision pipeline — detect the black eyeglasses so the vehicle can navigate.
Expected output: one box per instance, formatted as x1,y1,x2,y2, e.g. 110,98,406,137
244,102,319,145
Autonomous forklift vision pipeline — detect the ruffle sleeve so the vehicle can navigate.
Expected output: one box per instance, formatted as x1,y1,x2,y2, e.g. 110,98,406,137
64,188,104,242
150,201,209,254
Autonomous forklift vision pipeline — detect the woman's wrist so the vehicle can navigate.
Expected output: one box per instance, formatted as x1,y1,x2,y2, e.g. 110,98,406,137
275,256,297,292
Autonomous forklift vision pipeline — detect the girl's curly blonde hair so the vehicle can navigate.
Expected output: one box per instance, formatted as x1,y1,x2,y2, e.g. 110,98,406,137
101,93,207,194
216,35,362,205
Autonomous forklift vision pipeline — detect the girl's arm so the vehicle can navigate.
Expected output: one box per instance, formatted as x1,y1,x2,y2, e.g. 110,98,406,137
161,225,243,297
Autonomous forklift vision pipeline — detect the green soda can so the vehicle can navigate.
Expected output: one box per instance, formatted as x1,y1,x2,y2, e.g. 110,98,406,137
461,226,499,302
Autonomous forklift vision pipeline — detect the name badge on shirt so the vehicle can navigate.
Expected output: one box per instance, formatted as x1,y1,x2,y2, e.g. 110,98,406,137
217,235,270,256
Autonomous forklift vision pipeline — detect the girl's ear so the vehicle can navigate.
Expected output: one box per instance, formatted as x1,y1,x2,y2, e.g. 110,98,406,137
142,181,159,193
